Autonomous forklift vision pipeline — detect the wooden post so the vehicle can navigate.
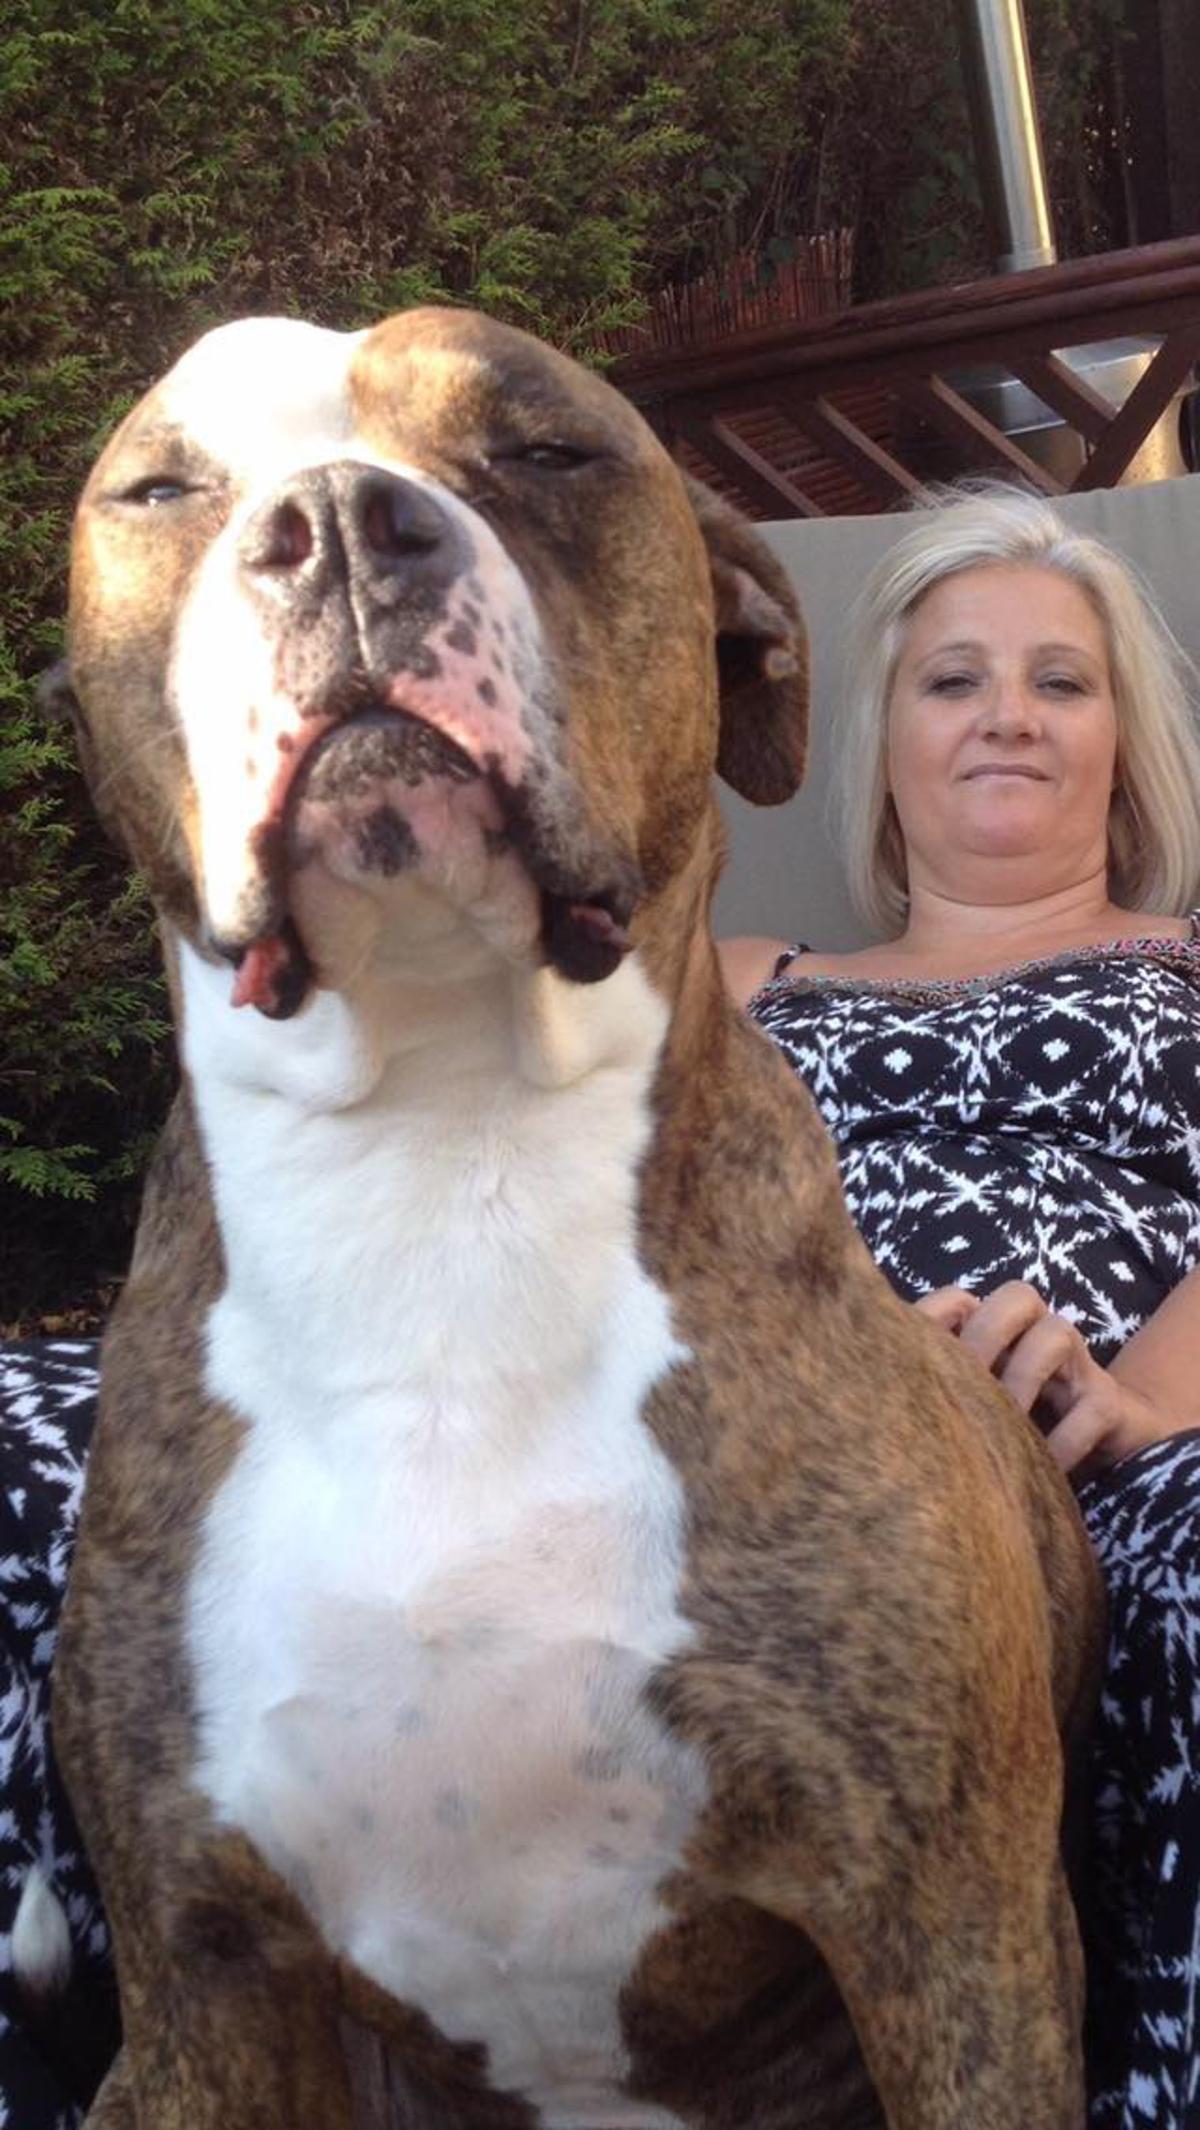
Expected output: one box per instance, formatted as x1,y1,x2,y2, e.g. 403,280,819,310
1123,0,1200,241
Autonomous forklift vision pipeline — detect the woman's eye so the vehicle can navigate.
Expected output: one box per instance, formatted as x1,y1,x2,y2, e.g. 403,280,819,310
926,671,978,696
1039,673,1088,696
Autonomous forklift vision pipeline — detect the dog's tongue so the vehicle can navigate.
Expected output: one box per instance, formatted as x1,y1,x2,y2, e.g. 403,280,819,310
231,920,312,1020
543,898,632,984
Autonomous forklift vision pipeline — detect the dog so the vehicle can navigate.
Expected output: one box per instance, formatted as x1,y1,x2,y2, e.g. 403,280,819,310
49,306,1103,2129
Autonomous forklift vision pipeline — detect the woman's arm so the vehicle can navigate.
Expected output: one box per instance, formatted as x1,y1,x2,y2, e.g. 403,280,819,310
917,1277,1200,1477
1108,1265,1200,1425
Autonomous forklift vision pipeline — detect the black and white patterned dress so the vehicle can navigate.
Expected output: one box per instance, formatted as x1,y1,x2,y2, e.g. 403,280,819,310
751,924,1200,2130
0,1343,113,2126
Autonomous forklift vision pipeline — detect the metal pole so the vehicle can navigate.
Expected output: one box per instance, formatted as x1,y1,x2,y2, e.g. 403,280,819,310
954,0,1057,272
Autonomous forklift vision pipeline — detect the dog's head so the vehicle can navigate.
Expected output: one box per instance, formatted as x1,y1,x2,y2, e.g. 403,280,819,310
58,308,806,1016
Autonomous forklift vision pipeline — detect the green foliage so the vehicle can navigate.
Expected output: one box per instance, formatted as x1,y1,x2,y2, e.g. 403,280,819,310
0,0,1124,1322
0,669,171,1317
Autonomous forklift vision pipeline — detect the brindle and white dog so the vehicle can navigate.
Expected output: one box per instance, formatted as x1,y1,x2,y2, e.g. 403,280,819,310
48,307,1101,2130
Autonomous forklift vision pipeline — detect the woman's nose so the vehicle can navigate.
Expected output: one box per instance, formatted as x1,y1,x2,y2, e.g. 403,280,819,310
980,675,1040,737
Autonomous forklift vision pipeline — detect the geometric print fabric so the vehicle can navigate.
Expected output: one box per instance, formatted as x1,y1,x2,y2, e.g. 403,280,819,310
750,926,1200,1367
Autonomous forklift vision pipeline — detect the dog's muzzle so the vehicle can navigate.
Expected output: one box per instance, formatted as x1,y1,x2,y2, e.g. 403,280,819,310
200,462,638,1018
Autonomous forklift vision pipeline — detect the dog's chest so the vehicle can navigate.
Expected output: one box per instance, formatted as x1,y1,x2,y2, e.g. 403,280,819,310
189,1380,704,2125
183,958,705,2122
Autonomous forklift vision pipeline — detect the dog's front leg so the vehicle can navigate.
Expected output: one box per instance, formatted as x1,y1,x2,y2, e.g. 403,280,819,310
52,1285,360,2128
78,2051,136,2129
84,2032,353,2130
74,1824,358,2130
781,1833,1086,2129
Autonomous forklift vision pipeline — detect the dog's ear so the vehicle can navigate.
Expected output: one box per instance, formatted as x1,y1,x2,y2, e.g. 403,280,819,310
36,660,126,851
37,658,99,782
686,476,809,805
37,659,80,727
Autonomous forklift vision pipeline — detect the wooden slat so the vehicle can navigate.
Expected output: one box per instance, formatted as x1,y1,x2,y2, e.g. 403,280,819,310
895,376,1065,493
672,414,823,517
616,238,1200,401
1007,352,1114,445
1072,327,1200,488
641,291,1200,425
735,386,896,517
774,393,922,504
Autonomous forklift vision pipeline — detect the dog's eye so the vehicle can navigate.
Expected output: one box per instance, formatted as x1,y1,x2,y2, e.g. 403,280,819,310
118,476,191,506
493,442,598,473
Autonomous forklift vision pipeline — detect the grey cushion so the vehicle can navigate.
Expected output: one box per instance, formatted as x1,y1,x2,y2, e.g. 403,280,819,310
715,472,1200,949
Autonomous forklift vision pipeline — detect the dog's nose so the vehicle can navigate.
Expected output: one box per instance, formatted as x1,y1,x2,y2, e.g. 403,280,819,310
356,473,447,564
238,463,460,602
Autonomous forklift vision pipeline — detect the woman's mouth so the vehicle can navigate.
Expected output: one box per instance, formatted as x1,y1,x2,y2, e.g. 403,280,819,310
962,764,1050,781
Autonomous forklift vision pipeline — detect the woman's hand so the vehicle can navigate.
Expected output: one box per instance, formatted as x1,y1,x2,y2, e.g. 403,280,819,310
914,1280,1185,1476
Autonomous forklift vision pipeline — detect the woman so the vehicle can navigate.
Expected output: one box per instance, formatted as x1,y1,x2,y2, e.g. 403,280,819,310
722,483,1200,2129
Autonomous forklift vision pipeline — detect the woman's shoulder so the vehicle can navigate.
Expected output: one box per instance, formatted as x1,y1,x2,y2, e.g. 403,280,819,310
1112,908,1194,942
717,935,889,1006
1072,909,1198,964
716,936,792,1007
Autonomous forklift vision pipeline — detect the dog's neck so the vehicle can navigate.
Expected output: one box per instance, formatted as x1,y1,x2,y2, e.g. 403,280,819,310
176,931,677,1461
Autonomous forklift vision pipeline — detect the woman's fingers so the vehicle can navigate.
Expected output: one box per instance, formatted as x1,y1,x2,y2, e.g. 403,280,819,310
1043,1383,1164,1476
914,1279,1177,1477
952,1280,1051,1375
995,1311,1091,1415
913,1286,981,1335
1042,1397,1114,1475
915,1279,1092,1454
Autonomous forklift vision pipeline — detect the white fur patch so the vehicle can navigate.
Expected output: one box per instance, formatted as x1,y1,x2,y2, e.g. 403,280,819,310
156,318,365,488
182,941,701,2128
11,1866,72,2000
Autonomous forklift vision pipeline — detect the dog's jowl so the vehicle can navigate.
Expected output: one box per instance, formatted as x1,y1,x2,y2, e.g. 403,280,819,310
50,307,1103,2129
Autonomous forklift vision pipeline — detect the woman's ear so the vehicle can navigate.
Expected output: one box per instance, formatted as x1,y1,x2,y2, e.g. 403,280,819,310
684,476,809,805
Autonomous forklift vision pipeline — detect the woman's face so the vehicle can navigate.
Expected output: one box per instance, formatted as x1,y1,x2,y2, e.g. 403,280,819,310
886,563,1119,900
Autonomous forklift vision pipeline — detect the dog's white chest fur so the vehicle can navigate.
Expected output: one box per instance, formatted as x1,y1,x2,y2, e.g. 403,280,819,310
182,943,704,2127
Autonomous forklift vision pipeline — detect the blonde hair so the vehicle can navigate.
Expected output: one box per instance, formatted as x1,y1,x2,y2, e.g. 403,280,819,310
837,482,1200,934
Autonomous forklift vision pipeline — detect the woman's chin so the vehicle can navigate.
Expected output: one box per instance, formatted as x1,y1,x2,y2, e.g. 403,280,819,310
914,815,1088,888
953,789,1061,855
